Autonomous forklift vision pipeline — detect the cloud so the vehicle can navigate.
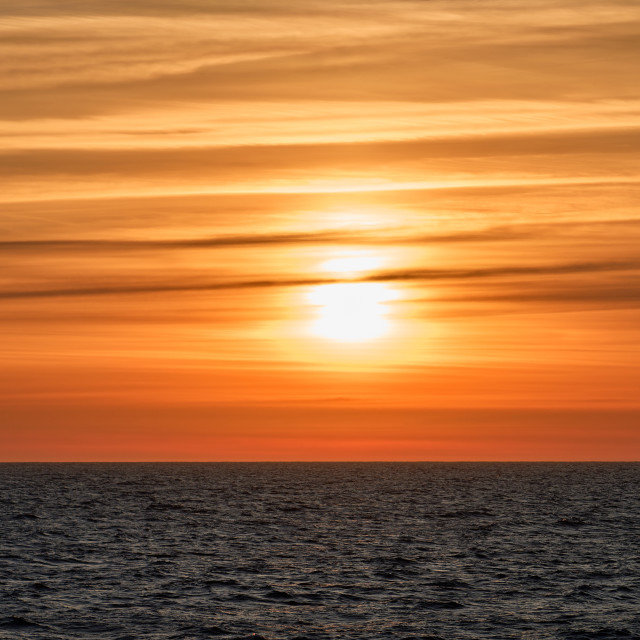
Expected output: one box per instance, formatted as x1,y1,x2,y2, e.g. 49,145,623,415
1,259,637,300
0,230,348,252
368,261,640,283
1,1,638,119
3,215,640,252
453,285,640,304
2,127,638,181
0,0,395,18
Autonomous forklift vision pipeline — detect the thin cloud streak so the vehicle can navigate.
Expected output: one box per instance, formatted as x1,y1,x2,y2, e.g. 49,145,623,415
3,127,639,178
449,287,640,304
2,260,638,300
0,231,347,252
3,217,639,253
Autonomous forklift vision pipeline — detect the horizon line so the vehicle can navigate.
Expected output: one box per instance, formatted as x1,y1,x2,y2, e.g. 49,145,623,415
2,460,638,464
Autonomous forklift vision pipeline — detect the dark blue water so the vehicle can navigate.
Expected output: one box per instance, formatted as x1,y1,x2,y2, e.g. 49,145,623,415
1,463,639,639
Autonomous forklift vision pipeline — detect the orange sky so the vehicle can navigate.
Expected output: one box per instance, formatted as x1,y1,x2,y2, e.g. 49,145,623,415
1,0,639,460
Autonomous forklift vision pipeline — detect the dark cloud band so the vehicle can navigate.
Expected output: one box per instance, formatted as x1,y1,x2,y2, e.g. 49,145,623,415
2,259,637,300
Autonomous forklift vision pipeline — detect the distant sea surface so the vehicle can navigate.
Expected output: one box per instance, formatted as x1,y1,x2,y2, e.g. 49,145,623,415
1,463,639,640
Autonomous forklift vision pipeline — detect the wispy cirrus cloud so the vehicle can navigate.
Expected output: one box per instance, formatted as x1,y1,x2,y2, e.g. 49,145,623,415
1,0,638,121
1,259,638,300
2,216,640,253
1,127,637,204
3,126,639,177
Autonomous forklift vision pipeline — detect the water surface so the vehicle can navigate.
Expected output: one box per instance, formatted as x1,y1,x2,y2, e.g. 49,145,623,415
1,463,639,639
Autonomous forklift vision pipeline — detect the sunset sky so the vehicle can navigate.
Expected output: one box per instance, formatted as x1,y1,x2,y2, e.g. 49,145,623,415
1,0,639,461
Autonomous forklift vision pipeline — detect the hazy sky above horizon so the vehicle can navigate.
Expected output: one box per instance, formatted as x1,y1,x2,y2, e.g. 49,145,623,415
1,0,639,460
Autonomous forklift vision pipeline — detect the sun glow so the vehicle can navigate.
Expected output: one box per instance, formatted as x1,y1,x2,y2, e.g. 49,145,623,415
320,251,384,278
307,282,398,342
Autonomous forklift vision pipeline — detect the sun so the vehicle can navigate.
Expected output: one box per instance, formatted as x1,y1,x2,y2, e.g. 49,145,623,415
306,282,398,342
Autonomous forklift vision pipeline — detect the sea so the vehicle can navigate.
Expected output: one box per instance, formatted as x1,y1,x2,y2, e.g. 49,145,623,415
1,463,639,640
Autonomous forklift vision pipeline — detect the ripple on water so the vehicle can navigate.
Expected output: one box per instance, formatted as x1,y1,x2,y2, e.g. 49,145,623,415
0,463,639,640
